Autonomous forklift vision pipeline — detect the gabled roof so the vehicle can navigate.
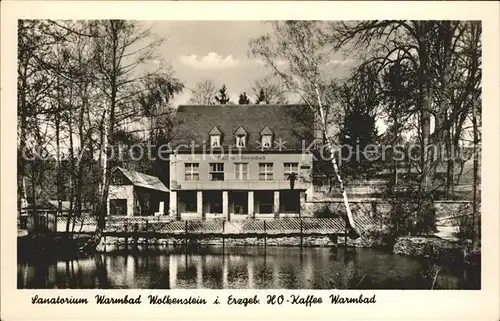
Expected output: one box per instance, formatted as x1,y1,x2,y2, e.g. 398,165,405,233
114,167,169,193
260,126,273,136
171,104,315,151
209,126,221,135
234,126,247,136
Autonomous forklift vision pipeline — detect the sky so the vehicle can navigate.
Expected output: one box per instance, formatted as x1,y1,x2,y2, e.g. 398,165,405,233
147,21,358,105
147,21,276,105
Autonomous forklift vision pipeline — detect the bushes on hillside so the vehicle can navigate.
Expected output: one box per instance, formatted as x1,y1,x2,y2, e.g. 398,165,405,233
384,182,437,237
358,224,393,247
313,204,342,218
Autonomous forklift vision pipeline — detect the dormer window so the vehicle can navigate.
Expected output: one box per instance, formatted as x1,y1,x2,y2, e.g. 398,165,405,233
236,136,246,147
211,135,220,147
209,126,222,148
262,135,272,148
235,126,247,148
260,126,273,149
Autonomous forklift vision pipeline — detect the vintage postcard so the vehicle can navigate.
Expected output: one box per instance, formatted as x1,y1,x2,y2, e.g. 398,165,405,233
1,1,499,320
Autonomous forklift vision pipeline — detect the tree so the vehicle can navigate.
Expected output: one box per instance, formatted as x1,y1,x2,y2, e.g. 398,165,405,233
137,73,184,145
458,22,481,248
188,78,217,105
251,75,288,104
134,73,183,183
331,22,432,195
331,21,476,197
332,21,481,237
424,21,473,197
380,60,418,186
339,106,377,176
255,88,266,104
337,65,381,179
90,20,165,230
238,92,250,104
44,22,88,230
17,20,88,223
17,20,182,236
215,84,231,104
338,86,378,177
17,20,59,217
249,21,358,235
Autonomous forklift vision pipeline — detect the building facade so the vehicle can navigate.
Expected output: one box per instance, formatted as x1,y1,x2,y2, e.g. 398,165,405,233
108,167,169,216
168,104,316,220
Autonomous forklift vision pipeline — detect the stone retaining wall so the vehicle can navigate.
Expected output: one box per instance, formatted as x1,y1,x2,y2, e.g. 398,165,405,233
98,235,340,250
393,236,465,262
304,199,473,222
304,199,391,220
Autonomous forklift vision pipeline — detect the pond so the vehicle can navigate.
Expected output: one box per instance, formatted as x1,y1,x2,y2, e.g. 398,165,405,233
17,245,480,289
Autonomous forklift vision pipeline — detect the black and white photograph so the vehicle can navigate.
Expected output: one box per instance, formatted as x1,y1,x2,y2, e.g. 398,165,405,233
13,17,486,291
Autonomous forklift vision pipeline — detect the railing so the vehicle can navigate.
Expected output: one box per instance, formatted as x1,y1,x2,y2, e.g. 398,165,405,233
173,179,310,191
104,217,347,236
26,213,349,236
56,215,100,233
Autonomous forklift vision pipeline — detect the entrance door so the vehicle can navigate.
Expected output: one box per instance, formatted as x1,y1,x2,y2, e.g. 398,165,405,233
204,191,222,214
109,199,127,216
231,191,248,215
280,190,300,213
255,191,274,214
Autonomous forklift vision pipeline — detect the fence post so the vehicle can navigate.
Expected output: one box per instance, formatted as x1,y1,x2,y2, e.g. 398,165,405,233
300,219,303,248
344,218,347,250
222,220,225,248
134,223,139,247
124,222,128,249
264,220,267,248
145,219,149,248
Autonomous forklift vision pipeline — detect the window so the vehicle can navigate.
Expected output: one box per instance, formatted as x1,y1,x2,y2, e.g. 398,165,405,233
280,191,300,213
236,135,246,148
284,162,299,180
260,126,273,149
261,135,272,148
209,163,224,181
234,163,248,180
259,163,273,181
235,126,247,148
109,199,127,216
179,191,197,212
209,126,222,148
210,135,221,147
185,163,199,181
256,191,274,213
231,191,248,214
205,191,223,213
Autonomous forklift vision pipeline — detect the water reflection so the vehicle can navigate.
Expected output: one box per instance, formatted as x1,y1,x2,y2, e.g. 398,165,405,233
17,246,480,290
